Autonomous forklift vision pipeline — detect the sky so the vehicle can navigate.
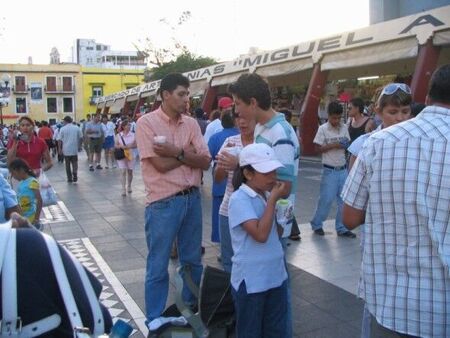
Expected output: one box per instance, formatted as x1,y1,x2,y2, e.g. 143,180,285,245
0,0,369,65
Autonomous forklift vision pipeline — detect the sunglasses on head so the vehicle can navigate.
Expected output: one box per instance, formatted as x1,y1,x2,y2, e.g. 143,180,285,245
381,83,411,96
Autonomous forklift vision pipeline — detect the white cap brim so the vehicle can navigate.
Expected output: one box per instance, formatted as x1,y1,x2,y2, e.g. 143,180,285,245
252,160,284,173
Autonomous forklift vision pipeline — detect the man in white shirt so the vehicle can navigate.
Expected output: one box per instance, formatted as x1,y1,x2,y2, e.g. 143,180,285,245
58,116,82,183
310,101,355,238
342,64,450,337
203,97,233,144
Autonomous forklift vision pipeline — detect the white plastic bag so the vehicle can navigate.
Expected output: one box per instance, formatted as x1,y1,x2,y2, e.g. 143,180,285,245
39,171,58,206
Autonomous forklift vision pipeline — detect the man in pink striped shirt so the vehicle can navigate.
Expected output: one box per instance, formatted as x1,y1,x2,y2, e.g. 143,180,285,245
136,73,211,330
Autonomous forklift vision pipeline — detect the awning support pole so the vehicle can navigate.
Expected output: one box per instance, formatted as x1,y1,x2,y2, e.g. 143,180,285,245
201,85,218,114
300,64,329,156
410,39,441,104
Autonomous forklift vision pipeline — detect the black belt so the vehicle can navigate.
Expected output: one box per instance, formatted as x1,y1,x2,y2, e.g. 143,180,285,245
89,137,100,140
175,186,197,196
323,164,347,171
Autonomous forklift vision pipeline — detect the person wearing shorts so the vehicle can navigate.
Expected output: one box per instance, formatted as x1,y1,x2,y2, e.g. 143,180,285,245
114,119,136,196
85,114,104,171
101,115,116,169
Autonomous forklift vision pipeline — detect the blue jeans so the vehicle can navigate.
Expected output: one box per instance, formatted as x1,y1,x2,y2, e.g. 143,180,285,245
211,196,223,242
219,215,233,273
311,167,348,234
144,189,203,321
232,280,288,338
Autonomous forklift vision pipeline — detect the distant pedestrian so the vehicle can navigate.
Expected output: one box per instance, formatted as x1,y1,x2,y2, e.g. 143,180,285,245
194,107,208,135
204,97,233,144
347,97,375,143
59,116,83,183
115,119,137,196
310,101,355,238
101,114,116,169
85,114,104,171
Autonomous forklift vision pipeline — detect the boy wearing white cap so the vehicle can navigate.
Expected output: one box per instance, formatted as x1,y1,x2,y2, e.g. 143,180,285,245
228,143,288,338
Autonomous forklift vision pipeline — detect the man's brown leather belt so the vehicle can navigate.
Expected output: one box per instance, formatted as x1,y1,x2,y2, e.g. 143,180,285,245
175,186,197,196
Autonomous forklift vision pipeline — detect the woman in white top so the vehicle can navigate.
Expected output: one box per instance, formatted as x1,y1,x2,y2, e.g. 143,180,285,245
214,115,255,272
114,119,137,196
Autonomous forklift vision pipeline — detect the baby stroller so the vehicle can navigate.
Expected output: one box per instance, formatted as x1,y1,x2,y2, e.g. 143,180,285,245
150,265,235,338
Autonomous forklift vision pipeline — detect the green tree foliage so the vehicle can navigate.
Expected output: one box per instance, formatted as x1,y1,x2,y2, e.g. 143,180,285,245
134,11,216,82
150,52,216,81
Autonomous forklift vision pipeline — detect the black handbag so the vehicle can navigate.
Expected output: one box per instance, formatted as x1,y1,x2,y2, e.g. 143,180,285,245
114,134,126,160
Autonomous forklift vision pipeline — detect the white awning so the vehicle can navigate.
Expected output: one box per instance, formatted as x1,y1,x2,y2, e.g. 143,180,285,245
140,90,156,98
97,101,106,109
189,79,208,97
109,97,126,114
434,30,450,46
126,94,139,102
105,100,114,108
256,58,313,78
321,37,418,71
211,72,247,87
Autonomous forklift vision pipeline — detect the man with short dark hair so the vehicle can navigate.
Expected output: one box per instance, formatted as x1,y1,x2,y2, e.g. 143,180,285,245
342,64,450,337
228,73,299,337
136,73,211,330
59,116,82,183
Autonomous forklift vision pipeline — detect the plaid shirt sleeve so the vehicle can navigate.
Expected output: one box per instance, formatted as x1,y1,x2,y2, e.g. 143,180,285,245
341,142,372,211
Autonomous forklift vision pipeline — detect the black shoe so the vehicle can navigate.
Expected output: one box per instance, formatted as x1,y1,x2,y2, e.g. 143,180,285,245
96,164,103,170
67,179,73,183
73,175,78,183
338,231,356,238
89,165,94,172
314,228,325,236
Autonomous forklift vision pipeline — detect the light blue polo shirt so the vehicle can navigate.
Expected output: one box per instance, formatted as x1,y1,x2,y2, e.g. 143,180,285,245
228,184,287,293
254,113,300,237
0,175,18,223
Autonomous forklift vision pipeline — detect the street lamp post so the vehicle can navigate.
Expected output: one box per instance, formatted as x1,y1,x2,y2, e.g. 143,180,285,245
0,74,11,126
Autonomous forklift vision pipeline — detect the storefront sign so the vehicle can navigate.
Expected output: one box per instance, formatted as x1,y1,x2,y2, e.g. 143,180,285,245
97,5,450,104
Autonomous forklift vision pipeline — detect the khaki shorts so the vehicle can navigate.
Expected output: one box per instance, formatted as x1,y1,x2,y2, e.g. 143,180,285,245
88,137,103,154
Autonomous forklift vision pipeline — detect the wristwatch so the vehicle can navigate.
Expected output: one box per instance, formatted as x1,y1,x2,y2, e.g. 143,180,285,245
176,149,185,162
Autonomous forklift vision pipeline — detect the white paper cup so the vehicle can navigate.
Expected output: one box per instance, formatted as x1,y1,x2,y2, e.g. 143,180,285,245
154,136,167,144
223,146,241,156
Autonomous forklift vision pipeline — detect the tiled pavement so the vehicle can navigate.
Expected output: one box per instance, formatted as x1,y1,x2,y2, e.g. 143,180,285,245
44,155,364,337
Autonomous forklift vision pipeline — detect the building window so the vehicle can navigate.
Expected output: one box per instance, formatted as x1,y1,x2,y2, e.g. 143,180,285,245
92,86,103,97
96,45,102,51
86,46,94,50
97,58,102,63
46,76,57,91
15,76,26,92
63,97,73,113
62,77,73,91
16,97,27,114
47,97,57,113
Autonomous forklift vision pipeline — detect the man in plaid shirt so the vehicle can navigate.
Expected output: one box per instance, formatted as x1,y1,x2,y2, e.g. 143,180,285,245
342,64,450,338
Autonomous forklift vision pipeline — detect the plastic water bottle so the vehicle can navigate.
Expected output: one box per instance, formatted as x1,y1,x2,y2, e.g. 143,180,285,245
108,319,133,338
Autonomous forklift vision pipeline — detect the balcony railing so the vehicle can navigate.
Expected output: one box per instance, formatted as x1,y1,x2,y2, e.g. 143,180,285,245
89,96,100,105
12,85,29,93
44,85,75,93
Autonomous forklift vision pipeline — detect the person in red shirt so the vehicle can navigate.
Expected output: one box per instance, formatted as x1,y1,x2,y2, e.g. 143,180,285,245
37,120,55,157
7,117,53,176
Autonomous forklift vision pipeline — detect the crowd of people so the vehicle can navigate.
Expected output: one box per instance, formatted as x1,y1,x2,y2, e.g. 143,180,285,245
0,63,448,337
135,66,450,338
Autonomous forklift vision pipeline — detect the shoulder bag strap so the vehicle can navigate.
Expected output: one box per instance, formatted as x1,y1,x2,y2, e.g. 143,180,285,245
42,233,91,338
65,249,105,336
120,133,127,146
